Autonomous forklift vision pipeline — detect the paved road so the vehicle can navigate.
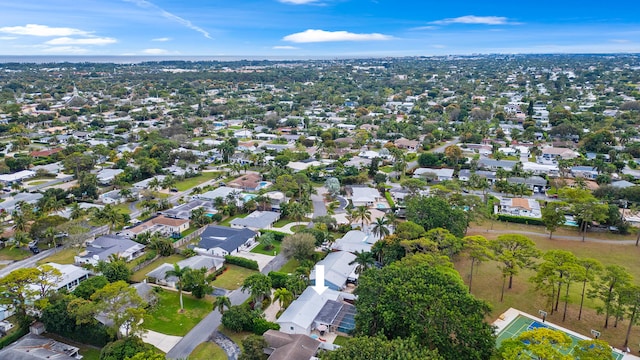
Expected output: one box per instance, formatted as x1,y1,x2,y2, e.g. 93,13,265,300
311,194,327,218
431,136,461,154
0,248,53,278
166,254,287,359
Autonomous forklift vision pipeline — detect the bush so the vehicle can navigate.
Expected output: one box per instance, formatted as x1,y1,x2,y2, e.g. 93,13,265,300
497,214,545,226
0,326,28,349
384,191,396,209
225,255,259,270
207,265,227,282
252,317,280,335
268,271,289,289
260,230,287,242
100,336,156,360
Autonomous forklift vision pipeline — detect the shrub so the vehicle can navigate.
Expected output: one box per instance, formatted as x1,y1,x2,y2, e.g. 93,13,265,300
252,318,280,335
260,230,287,242
496,214,545,226
268,271,289,289
225,255,259,270
0,326,28,349
207,265,227,282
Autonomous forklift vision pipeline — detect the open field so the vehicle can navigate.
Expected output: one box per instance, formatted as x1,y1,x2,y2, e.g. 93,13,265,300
0,247,30,261
211,264,257,290
460,222,640,352
143,288,212,336
130,254,185,282
189,341,227,360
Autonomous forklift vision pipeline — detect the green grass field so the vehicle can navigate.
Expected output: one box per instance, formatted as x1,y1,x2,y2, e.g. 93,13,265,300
210,264,257,290
278,259,300,274
250,241,281,256
496,314,624,360
143,289,212,336
0,247,30,261
37,248,77,265
174,172,222,191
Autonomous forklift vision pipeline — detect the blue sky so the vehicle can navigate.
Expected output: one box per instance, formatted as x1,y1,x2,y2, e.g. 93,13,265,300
0,0,639,57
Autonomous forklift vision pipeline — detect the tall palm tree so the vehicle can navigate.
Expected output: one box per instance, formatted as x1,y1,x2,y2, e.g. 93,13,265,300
11,231,31,250
165,263,188,311
43,226,57,248
349,250,375,274
148,177,161,192
372,217,390,239
12,210,28,232
273,288,293,309
213,295,231,315
69,202,85,220
353,205,372,230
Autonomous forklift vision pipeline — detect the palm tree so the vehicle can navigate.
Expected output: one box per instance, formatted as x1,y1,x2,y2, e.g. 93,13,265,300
213,295,231,315
372,217,390,239
273,288,293,309
148,177,161,192
11,231,32,250
353,205,372,230
349,250,375,274
12,210,28,232
43,226,57,248
165,263,188,311
241,273,272,308
69,202,85,220
326,201,339,215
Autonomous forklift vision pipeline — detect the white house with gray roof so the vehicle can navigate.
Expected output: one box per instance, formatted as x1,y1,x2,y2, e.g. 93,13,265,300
146,255,224,288
74,235,145,266
230,211,280,231
310,251,358,291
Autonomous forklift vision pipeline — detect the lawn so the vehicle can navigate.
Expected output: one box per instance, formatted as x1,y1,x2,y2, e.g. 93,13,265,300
143,288,212,336
174,172,222,191
461,222,640,352
211,264,258,290
26,180,50,186
290,225,307,233
278,259,300,274
112,202,131,215
189,341,227,360
380,166,394,174
250,241,281,256
130,254,186,282
0,246,30,261
37,248,77,265
333,335,351,346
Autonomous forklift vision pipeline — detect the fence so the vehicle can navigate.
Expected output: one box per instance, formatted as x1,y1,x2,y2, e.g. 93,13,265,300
130,254,161,273
172,225,206,248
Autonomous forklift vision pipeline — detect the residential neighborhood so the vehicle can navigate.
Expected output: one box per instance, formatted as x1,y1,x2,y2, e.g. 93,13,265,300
0,55,639,359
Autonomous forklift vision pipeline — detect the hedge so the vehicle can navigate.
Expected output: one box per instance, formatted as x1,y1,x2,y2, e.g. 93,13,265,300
384,191,396,209
225,255,259,270
0,326,28,349
497,214,545,226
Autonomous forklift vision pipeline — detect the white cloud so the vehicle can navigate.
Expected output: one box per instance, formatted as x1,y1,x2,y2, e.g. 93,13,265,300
278,0,318,4
431,15,517,25
273,45,299,50
45,37,117,45
0,24,92,37
611,39,631,43
124,0,212,39
152,37,172,42
411,26,438,31
0,36,18,40
142,48,170,55
41,46,89,54
283,29,392,43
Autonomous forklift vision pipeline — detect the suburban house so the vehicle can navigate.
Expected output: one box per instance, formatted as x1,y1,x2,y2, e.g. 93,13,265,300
458,169,497,183
540,147,580,162
55,202,104,219
477,158,516,171
230,211,280,231
347,186,381,207
394,137,419,151
133,175,166,189
39,262,91,292
507,176,548,193
195,186,241,203
161,199,215,219
413,167,454,182
496,197,542,219
263,191,286,211
276,287,356,336
0,169,36,185
228,173,265,192
611,180,635,189
96,168,124,185
195,225,257,257
0,333,83,360
146,255,224,288
29,147,63,158
262,330,321,360
331,230,374,253
74,235,146,266
310,251,358,291
99,189,132,205
0,192,43,215
118,215,190,240
571,166,599,180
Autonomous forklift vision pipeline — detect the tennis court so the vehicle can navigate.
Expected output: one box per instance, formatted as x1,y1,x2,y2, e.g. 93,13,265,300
495,314,624,360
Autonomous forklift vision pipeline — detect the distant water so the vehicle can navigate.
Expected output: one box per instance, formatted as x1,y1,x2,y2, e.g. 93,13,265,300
0,55,342,64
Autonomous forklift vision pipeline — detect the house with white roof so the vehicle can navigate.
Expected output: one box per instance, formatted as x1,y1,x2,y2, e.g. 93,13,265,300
413,168,454,182
96,168,124,185
146,255,224,288
0,169,36,185
310,251,358,291
38,262,91,292
195,186,241,203
348,186,381,207
496,197,542,219
230,211,280,231
276,287,356,336
331,230,374,253
133,175,166,189
74,235,145,266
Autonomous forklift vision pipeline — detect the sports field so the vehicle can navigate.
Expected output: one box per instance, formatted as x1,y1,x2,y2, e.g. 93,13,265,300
496,314,624,360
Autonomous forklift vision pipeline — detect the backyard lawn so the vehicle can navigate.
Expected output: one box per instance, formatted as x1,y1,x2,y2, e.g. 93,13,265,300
219,328,252,351
189,341,227,360
130,254,186,282
0,246,30,261
174,172,222,191
211,264,257,290
112,202,131,215
273,219,294,228
37,248,77,265
219,214,247,227
143,288,212,336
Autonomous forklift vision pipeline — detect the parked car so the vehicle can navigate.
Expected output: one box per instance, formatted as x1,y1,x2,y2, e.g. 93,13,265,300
29,246,40,254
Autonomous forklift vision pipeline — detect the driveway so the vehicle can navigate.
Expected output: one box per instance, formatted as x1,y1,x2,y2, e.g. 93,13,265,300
141,330,182,353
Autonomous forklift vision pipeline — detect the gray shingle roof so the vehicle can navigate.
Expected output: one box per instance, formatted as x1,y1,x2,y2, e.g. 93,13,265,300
198,225,257,252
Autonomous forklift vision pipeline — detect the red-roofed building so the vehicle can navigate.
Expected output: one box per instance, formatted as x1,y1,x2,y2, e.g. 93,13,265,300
29,148,63,158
